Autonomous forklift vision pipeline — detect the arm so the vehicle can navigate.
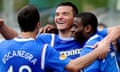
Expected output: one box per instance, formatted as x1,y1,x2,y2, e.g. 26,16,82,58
0,19,18,39
65,47,104,72
105,25,120,42
94,25,120,59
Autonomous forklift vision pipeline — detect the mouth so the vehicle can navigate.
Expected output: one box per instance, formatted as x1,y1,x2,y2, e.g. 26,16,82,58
56,20,65,25
57,22,64,24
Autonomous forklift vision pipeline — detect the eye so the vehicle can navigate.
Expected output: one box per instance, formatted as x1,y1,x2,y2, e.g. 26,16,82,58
63,12,69,16
55,13,59,16
71,24,78,29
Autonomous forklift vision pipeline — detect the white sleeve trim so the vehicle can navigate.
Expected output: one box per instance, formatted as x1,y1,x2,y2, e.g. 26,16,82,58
84,45,93,48
41,44,48,70
50,34,55,47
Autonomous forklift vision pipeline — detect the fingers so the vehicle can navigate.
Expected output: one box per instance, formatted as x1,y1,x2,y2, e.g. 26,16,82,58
93,42,98,49
0,19,4,27
39,24,56,34
39,27,44,34
98,46,110,59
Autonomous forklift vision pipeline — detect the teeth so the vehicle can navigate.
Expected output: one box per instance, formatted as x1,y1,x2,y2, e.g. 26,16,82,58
59,23,64,24
57,22,64,24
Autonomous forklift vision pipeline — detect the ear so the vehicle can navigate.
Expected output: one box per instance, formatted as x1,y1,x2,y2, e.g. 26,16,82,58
84,24,92,33
35,22,40,34
36,22,40,29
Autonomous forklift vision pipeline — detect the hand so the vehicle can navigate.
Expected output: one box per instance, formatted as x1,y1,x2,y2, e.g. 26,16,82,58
39,24,58,34
94,41,110,59
0,19,4,28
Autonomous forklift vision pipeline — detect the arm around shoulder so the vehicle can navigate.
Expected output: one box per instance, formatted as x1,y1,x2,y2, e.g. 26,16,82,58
65,47,103,71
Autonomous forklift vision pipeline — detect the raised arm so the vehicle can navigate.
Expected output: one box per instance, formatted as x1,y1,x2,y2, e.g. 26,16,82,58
94,25,120,59
0,19,18,39
99,25,120,48
107,25,120,41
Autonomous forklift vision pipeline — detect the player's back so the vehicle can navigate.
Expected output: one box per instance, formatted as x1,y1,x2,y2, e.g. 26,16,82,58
0,37,44,72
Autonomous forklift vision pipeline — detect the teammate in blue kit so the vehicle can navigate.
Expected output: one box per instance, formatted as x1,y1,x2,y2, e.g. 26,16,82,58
37,2,82,60
0,4,110,72
36,2,120,60
71,12,120,72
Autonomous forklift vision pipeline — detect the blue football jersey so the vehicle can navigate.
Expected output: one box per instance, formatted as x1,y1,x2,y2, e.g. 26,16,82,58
80,34,120,72
97,28,107,37
0,37,71,72
37,33,82,59
36,29,109,72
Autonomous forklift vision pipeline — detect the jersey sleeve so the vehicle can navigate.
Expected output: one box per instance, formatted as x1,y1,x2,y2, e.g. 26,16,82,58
44,44,71,72
80,35,102,72
36,33,52,44
97,28,108,37
80,47,101,72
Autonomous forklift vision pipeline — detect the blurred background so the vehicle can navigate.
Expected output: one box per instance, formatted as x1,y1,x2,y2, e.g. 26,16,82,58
0,0,120,35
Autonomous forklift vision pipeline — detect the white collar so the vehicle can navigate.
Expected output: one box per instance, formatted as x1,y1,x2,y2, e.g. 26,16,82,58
59,35,74,41
13,37,35,42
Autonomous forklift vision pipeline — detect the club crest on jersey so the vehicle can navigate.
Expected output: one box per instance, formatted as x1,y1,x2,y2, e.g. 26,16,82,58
59,53,67,60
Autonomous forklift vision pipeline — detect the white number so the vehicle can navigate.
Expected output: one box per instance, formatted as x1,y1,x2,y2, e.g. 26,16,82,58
7,65,32,72
7,65,13,72
19,65,32,72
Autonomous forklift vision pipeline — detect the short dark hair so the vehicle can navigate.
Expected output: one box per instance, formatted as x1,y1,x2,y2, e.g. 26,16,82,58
75,12,98,34
57,2,78,16
18,4,40,32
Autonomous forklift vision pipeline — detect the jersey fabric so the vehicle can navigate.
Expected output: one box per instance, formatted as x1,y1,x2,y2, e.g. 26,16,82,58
0,37,71,72
37,28,107,59
36,28,108,72
80,34,120,72
97,28,107,37
37,33,82,59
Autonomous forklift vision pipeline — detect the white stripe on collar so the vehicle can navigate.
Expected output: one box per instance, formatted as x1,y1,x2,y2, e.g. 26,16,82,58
13,37,35,42
86,34,99,44
59,35,74,41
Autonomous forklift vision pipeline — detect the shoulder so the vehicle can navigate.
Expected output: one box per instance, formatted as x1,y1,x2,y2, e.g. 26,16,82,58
37,33,55,39
84,34,103,48
97,28,108,37
0,40,12,46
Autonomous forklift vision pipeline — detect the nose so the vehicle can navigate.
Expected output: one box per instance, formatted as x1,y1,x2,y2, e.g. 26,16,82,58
57,14,64,20
70,26,76,37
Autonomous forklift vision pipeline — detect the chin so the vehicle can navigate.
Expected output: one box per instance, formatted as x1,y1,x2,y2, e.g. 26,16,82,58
75,34,86,44
58,28,66,31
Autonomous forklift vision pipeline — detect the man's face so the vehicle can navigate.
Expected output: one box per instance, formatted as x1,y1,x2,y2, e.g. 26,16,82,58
55,6,74,31
71,17,86,44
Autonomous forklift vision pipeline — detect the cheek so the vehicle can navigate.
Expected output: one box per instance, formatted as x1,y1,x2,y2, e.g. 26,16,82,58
75,30,83,36
54,17,57,23
66,16,73,23
66,20,73,28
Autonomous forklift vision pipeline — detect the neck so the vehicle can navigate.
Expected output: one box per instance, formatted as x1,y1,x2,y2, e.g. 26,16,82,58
84,32,95,43
87,32,95,39
58,29,72,38
18,32,36,39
